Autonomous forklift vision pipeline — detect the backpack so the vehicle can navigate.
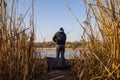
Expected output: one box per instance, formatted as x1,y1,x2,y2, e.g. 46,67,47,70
57,32,66,42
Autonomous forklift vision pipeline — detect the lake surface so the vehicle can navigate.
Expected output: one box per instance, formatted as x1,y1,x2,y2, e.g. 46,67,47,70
35,50,80,59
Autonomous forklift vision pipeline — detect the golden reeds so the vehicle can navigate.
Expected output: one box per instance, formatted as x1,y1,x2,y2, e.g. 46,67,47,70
65,0,120,79
0,0,43,80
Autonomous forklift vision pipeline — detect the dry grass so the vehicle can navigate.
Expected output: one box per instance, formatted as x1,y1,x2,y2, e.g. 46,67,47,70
67,0,120,79
0,0,43,80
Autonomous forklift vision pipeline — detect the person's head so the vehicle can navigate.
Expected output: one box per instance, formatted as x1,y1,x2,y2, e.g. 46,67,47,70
59,27,64,32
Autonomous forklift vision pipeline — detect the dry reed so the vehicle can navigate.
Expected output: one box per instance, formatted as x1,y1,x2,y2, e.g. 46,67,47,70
64,0,120,79
0,0,43,80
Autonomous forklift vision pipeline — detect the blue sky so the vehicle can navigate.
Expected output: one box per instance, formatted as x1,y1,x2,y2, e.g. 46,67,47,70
17,0,86,42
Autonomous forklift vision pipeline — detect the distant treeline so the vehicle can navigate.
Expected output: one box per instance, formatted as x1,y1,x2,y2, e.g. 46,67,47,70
34,41,88,49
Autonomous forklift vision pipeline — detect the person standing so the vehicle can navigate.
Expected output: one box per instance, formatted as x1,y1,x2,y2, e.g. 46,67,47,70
53,27,66,59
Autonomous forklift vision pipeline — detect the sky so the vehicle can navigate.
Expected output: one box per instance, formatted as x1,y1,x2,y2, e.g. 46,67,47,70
17,0,86,42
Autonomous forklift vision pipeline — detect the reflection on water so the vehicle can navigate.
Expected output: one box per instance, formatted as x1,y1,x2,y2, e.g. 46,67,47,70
35,50,80,59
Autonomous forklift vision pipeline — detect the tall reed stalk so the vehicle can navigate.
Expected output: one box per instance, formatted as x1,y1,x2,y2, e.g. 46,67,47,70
69,0,120,79
0,0,42,80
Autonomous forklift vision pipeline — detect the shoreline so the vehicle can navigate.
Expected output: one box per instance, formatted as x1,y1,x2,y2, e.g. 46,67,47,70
35,47,88,50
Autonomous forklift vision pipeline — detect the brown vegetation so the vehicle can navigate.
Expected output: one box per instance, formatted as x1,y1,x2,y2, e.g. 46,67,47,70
0,0,43,80
1,0,120,80
65,0,120,79
34,41,87,50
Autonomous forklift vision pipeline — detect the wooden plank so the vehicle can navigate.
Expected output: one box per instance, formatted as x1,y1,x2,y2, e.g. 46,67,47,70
49,75,65,80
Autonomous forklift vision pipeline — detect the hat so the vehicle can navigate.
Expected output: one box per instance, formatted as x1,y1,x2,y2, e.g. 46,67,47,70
59,27,64,32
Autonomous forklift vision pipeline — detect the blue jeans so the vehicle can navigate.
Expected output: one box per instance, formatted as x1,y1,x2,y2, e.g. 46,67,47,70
56,45,65,59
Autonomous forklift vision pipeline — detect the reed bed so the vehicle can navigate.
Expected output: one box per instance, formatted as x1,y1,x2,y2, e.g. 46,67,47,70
0,0,43,80
68,0,120,79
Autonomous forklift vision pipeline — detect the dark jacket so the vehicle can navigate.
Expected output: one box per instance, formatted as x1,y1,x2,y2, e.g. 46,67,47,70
53,31,66,45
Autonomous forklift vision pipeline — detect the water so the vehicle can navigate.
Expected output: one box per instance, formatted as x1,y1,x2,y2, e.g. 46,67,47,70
35,50,80,59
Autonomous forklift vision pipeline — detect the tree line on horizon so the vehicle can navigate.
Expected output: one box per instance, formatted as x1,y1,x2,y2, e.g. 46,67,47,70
34,41,101,49
34,41,84,48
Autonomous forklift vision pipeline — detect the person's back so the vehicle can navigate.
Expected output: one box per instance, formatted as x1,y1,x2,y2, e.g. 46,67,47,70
53,27,66,58
53,31,66,45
